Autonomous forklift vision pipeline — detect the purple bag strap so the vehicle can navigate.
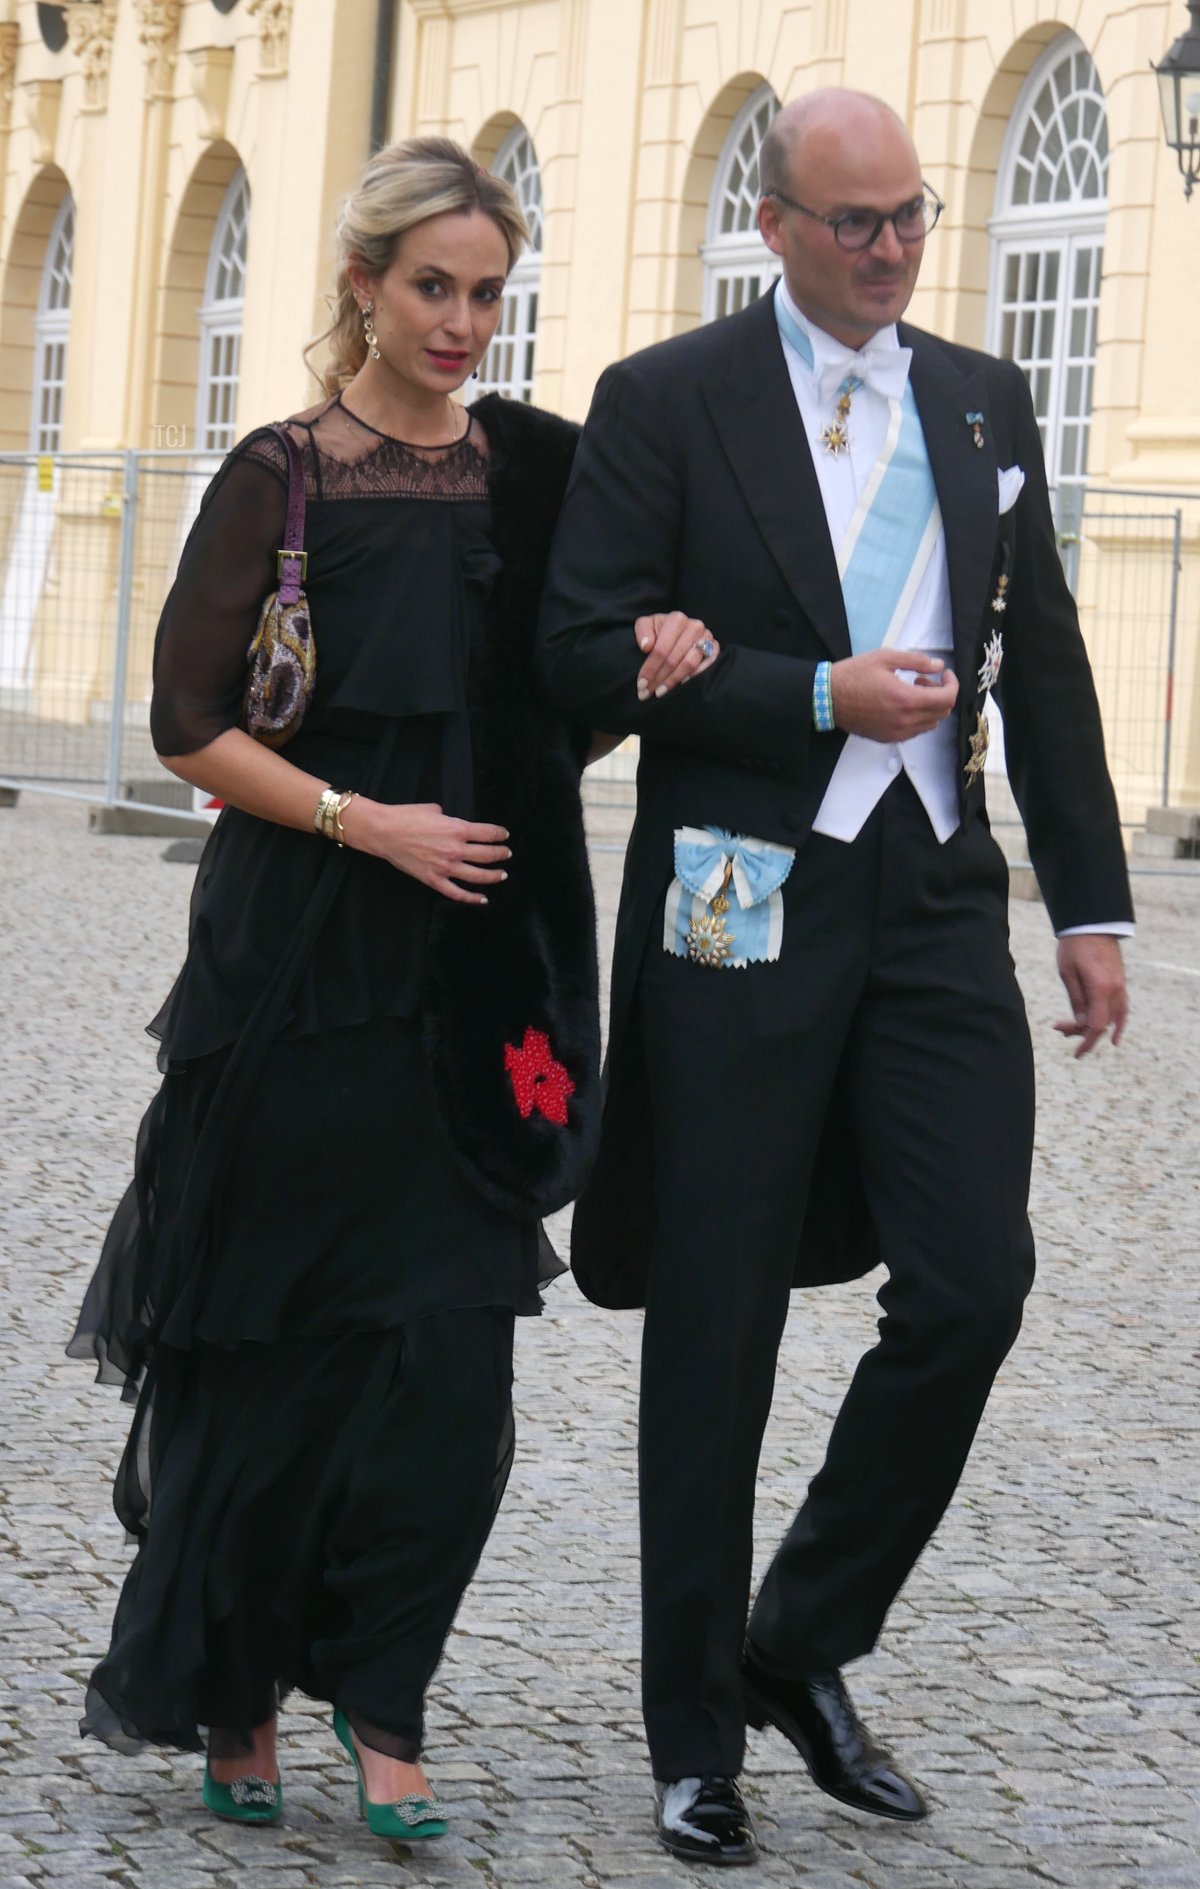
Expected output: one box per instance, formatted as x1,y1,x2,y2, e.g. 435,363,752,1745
271,423,307,607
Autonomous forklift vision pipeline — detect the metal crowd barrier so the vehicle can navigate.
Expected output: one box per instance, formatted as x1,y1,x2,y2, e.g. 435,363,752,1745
0,448,218,822
0,450,1195,832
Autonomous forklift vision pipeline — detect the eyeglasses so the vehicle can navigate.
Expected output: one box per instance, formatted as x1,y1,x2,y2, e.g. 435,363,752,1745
767,185,944,251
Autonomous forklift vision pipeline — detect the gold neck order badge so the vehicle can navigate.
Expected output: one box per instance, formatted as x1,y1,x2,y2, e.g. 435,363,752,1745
687,859,735,967
819,377,860,457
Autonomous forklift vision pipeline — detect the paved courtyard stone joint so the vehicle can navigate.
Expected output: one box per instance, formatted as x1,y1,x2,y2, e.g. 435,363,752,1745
1,794,1197,1889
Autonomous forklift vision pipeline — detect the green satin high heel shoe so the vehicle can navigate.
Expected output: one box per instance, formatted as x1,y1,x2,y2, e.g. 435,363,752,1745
332,1707,448,1841
202,1761,283,1824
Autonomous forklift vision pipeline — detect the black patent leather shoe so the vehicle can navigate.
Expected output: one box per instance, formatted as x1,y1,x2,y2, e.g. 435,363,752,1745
742,1652,928,1822
654,1775,759,1866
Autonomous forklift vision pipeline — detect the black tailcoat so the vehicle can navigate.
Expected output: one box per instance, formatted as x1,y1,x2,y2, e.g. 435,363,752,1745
537,290,1132,1308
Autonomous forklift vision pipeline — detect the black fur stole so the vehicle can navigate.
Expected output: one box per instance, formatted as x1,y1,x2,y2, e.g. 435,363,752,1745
421,394,600,1219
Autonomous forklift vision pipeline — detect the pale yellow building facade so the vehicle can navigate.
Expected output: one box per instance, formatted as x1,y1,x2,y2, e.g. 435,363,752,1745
1,0,1198,815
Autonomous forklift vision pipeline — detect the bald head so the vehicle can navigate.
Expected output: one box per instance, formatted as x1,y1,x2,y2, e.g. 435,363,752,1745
760,90,918,201
756,89,927,346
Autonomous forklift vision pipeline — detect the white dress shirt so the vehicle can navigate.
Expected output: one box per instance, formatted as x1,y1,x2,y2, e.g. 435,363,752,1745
774,280,1130,940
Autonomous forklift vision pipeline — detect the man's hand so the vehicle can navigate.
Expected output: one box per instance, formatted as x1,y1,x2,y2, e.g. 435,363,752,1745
830,649,959,742
1054,934,1129,1058
634,612,721,699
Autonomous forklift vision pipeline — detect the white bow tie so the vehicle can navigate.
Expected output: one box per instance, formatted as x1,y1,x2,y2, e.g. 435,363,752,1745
813,343,912,409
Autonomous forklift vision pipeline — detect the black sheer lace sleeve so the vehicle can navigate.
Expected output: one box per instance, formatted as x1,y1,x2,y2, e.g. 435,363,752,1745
150,432,289,757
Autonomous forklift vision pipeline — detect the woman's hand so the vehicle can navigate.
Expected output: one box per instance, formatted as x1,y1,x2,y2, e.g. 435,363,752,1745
344,800,511,905
633,612,720,699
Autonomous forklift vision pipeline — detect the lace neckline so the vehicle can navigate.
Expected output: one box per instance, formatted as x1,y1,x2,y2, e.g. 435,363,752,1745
334,391,471,454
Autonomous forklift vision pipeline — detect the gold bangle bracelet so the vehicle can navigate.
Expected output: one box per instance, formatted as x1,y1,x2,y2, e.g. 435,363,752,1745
332,790,356,848
313,787,342,841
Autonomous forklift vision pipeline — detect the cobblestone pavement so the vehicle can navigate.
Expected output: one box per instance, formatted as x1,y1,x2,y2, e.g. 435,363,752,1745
2,790,1198,1889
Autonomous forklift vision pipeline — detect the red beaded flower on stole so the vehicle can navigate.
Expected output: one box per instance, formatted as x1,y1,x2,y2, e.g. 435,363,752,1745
503,1027,575,1128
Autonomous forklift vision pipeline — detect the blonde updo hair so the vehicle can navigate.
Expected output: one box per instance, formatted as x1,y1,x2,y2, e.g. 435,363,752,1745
307,136,529,394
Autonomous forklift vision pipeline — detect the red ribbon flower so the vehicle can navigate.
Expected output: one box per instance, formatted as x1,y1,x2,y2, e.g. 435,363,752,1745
503,1026,575,1128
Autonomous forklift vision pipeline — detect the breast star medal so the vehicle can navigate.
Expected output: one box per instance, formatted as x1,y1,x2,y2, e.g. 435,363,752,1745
819,377,859,456
977,630,1004,694
687,859,735,967
964,712,990,786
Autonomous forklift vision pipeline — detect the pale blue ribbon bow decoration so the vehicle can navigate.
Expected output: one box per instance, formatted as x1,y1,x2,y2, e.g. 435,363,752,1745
664,826,796,968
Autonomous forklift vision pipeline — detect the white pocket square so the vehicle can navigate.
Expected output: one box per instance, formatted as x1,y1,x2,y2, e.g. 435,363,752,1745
998,466,1025,515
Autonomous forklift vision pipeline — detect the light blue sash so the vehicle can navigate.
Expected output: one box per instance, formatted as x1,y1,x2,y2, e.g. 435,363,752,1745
774,290,940,655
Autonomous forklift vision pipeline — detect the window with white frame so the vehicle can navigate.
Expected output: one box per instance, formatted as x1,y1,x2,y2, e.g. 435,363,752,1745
476,128,541,402
32,195,74,453
987,37,1108,529
702,85,780,322
197,170,250,453
0,192,76,693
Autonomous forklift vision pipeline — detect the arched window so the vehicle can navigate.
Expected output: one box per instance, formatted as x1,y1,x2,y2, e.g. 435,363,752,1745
197,169,249,453
37,5,68,53
0,190,74,693
32,195,74,452
987,37,1108,525
476,127,542,403
702,84,780,322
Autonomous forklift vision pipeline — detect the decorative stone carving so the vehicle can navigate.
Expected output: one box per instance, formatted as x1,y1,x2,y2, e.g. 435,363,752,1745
22,78,63,164
65,2,119,112
188,46,234,142
248,0,294,77
0,22,19,134
134,0,183,100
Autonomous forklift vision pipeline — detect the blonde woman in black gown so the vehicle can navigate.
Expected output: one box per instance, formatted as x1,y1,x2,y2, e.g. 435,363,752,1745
69,137,683,1845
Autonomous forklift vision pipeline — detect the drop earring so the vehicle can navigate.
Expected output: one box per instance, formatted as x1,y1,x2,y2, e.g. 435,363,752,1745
362,300,381,362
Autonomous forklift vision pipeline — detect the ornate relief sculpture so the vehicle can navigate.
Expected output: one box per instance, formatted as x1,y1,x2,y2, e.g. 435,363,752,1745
134,0,183,100
248,0,294,76
65,2,119,112
0,22,18,133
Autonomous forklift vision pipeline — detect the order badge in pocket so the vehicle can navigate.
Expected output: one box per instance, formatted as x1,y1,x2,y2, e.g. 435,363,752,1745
664,827,795,969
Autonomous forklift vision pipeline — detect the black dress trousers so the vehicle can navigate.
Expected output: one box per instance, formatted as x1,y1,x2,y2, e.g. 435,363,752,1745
636,777,1037,1781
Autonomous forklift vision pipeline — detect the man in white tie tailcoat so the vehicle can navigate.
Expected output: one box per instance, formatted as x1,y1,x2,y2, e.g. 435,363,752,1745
537,90,1131,1866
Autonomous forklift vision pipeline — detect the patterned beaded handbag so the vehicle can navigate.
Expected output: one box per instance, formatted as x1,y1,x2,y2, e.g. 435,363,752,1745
243,425,316,747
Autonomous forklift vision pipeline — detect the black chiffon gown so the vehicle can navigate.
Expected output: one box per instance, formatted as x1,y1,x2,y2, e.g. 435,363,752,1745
70,398,552,1763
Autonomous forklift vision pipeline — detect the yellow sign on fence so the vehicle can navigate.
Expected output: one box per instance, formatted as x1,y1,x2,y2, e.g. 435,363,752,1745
36,455,53,492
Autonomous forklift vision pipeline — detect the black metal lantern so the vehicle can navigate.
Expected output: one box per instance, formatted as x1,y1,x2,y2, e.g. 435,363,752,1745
1153,0,1200,198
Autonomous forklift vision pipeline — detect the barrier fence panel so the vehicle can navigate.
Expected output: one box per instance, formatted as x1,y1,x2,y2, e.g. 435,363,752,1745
1064,488,1199,826
0,451,125,798
1,451,1196,833
0,448,218,818
118,452,222,811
